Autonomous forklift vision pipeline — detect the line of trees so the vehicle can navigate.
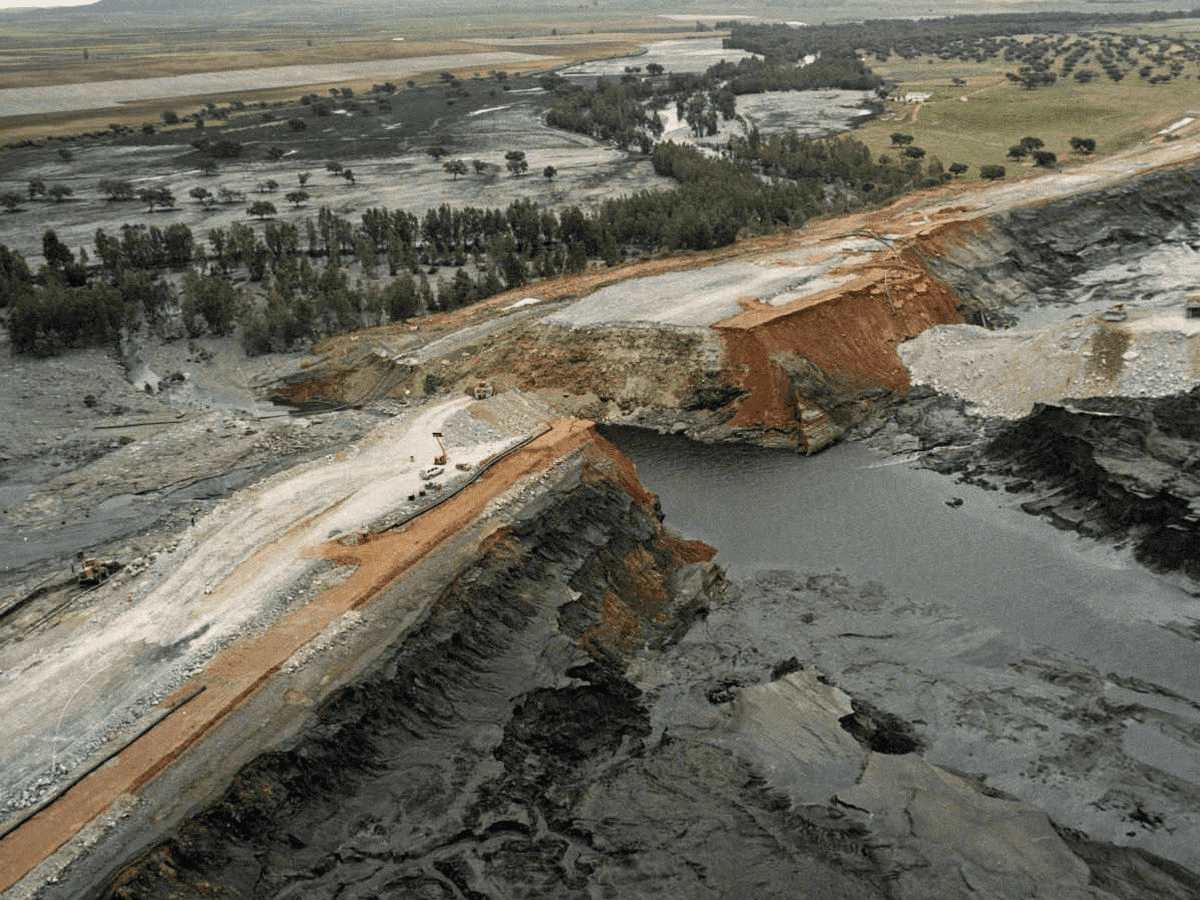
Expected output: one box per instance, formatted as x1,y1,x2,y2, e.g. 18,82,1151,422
3,118,945,358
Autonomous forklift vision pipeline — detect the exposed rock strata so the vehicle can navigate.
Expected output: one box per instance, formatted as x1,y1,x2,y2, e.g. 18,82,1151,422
919,163,1200,311
961,390,1200,579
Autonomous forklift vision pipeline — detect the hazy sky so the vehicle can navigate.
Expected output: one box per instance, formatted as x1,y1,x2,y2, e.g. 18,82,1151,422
0,0,94,8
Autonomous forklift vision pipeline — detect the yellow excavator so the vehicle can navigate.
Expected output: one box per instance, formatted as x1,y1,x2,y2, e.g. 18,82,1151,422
432,432,448,466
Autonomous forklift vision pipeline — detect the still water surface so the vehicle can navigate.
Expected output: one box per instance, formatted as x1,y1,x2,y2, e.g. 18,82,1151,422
602,427,1200,699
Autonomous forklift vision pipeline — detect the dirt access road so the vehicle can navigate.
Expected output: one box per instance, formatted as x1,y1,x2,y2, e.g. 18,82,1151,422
0,393,585,895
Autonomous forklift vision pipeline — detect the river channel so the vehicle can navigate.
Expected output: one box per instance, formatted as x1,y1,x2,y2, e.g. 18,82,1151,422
602,425,1200,869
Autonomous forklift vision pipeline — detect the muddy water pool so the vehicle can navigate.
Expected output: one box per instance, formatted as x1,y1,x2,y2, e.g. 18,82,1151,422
603,427,1200,696
602,426,1200,867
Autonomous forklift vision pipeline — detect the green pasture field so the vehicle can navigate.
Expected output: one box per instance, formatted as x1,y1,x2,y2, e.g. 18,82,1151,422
856,51,1200,180
1106,17,1200,40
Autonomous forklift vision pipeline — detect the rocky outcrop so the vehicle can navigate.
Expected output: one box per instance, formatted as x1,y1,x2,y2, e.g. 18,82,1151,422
919,161,1200,311
979,391,1200,578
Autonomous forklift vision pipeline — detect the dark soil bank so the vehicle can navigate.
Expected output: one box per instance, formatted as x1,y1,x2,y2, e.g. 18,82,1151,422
928,387,1200,581
92,446,1200,900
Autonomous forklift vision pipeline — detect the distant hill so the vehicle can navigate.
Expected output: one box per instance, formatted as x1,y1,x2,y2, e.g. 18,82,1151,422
83,0,320,10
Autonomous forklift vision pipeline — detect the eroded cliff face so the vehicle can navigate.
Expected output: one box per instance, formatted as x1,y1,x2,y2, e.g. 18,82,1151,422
918,162,1200,311
711,249,963,447
93,433,727,899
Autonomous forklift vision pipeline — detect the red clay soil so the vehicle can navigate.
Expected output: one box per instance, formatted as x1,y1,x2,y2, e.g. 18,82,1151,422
0,418,600,895
714,249,963,429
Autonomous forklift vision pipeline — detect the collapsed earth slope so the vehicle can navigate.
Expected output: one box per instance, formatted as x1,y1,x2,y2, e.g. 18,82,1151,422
272,133,1200,457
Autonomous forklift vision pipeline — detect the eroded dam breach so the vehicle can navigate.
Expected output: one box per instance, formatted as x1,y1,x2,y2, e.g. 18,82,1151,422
270,147,1200,460
6,139,1200,898
81,426,1200,900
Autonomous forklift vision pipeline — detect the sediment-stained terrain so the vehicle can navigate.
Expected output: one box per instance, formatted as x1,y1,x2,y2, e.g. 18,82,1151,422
3,85,1200,900
274,132,1200,453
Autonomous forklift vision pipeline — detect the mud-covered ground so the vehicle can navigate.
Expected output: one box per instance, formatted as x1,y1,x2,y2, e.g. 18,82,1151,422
4,34,1200,900
89,506,1200,900
0,67,670,264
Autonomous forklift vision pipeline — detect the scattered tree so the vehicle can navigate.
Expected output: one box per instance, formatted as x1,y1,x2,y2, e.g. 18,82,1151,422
199,159,218,176
902,145,926,159
247,200,277,220
1007,144,1030,160
161,109,179,125
543,165,557,181
139,187,176,212
189,186,215,207
48,184,74,202
1019,136,1044,150
505,150,528,176
99,179,136,201
27,179,46,201
1069,136,1096,153
890,132,914,146
1,192,24,213
442,159,468,180
341,169,355,184
980,164,1006,180
264,145,286,161
285,190,309,208
288,118,307,131
948,162,969,176
298,172,311,187
1032,149,1057,167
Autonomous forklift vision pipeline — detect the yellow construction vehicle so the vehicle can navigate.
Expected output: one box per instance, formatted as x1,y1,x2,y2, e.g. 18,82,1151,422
432,432,448,466
78,557,111,586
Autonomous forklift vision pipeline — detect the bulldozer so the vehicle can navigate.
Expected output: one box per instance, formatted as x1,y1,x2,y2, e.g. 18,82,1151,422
78,557,111,586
